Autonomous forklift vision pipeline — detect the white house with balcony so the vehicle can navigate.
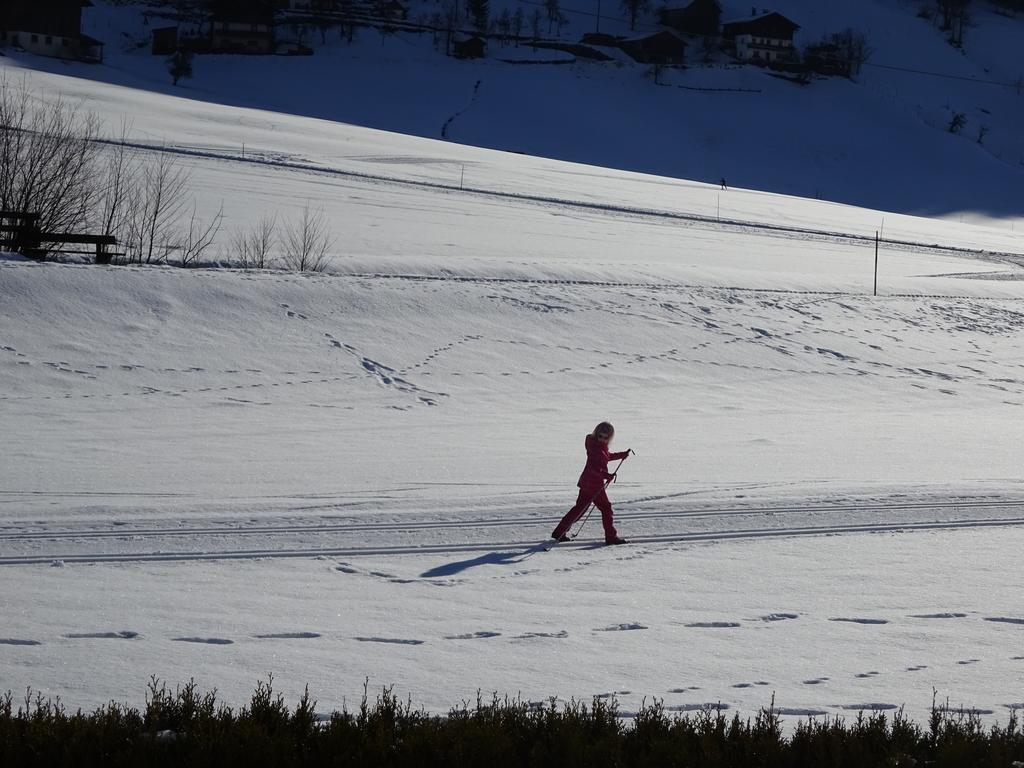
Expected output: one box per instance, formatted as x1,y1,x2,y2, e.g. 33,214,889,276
722,10,799,65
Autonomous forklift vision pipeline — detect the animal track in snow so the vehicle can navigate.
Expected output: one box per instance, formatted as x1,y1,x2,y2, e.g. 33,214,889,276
984,616,1024,625
829,617,889,625
957,659,980,666
905,665,928,672
666,703,731,712
65,631,138,639
759,613,799,622
803,677,830,686
686,622,741,628
909,613,967,619
513,630,568,640
855,671,880,679
0,638,41,645
595,623,647,632
444,631,501,640
172,637,234,645
354,636,424,645
254,632,321,639
837,703,898,711
667,687,702,693
775,707,829,717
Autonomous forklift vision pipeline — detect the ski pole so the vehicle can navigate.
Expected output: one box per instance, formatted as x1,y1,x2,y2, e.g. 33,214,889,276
570,450,633,540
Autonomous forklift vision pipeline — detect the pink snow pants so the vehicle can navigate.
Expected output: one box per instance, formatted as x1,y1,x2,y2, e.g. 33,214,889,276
552,486,617,542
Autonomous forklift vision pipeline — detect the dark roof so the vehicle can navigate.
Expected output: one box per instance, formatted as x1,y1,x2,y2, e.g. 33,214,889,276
1,0,90,37
211,0,276,24
722,11,799,37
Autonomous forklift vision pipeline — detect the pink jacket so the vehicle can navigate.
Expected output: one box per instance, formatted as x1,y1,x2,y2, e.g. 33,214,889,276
577,434,629,490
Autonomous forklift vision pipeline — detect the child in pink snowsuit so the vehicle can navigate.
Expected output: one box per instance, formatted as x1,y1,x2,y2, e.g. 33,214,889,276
551,422,630,545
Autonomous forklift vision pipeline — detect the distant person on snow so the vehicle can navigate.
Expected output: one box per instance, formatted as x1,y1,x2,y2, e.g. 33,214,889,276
551,422,631,545
720,178,728,190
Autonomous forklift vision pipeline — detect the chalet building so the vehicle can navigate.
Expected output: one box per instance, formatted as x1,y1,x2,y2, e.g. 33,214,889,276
0,0,103,62
659,0,722,37
452,35,485,59
722,10,799,64
210,0,276,53
619,30,687,66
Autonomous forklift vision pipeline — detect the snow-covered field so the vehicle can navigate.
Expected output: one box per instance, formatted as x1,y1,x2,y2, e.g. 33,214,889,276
2,57,1024,724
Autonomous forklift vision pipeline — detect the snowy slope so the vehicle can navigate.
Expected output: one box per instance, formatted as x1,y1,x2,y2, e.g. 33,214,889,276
3,52,1024,726
31,0,1022,220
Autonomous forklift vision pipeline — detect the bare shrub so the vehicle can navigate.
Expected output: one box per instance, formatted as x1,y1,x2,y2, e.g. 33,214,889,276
280,204,332,272
178,203,224,267
233,214,278,269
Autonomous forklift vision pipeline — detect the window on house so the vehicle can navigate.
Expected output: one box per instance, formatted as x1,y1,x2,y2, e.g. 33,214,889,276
45,36,52,44
31,34,39,43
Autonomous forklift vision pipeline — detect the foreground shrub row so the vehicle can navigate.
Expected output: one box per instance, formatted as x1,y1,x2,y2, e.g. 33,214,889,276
1,678,1022,767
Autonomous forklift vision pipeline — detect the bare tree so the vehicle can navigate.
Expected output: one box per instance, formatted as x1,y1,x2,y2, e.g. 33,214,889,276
511,8,524,45
122,151,190,264
0,76,102,254
440,0,459,56
233,214,278,269
177,203,224,266
544,0,560,34
529,8,543,46
621,0,649,31
280,204,332,272
96,120,140,242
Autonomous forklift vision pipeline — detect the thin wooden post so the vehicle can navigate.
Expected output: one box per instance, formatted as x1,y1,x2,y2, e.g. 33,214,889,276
873,230,879,297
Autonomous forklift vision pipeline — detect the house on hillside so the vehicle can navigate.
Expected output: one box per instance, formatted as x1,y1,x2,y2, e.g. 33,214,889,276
209,0,276,53
722,10,799,64
618,30,687,65
660,0,722,37
0,0,103,62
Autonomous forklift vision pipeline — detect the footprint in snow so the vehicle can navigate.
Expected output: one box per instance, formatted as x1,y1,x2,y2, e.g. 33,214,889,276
595,691,632,699
984,617,1024,625
855,671,880,679
759,613,799,622
254,632,321,640
172,637,234,645
353,637,424,645
595,623,647,632
513,630,568,640
957,659,980,666
803,678,829,686
0,638,41,646
909,613,967,619
65,631,139,640
686,621,741,629
444,631,501,640
667,687,702,693
838,703,899,712
906,665,928,672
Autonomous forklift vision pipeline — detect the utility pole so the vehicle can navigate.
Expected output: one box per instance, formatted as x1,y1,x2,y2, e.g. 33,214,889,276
596,0,601,32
